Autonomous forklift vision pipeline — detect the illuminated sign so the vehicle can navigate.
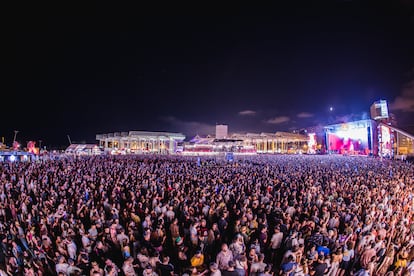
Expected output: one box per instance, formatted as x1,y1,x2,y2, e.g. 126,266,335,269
308,133,316,154
380,125,392,156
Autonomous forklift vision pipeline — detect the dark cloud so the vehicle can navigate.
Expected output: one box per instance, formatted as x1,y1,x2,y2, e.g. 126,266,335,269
297,112,314,118
160,116,216,138
390,80,414,112
266,116,290,124
238,110,257,116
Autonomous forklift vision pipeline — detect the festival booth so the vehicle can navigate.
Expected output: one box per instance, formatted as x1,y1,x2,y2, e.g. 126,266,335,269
96,131,186,155
65,144,103,156
0,141,39,162
0,150,37,162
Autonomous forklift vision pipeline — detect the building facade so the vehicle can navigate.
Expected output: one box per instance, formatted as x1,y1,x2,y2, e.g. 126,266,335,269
378,123,414,158
96,131,185,154
183,132,309,155
215,125,228,139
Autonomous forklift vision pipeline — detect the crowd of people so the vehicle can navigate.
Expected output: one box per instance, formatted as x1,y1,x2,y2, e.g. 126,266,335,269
0,154,413,276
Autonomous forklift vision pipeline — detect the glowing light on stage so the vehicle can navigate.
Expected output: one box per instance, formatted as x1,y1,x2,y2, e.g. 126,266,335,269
27,141,39,155
380,125,392,156
326,120,371,155
9,155,16,162
308,133,316,154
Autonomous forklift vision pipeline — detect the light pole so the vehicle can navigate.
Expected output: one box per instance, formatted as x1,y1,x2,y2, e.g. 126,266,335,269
13,130,19,147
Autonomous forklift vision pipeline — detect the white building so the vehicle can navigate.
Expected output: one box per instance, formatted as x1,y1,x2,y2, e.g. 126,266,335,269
215,124,228,139
96,131,185,154
184,131,308,155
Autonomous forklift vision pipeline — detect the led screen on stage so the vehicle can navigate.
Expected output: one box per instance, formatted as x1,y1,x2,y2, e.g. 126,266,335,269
327,122,370,154
380,125,392,156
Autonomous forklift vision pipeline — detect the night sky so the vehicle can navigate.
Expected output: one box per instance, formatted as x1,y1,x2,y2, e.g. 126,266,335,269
6,2,414,148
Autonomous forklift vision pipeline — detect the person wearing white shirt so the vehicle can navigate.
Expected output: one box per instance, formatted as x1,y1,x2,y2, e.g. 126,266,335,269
269,227,283,263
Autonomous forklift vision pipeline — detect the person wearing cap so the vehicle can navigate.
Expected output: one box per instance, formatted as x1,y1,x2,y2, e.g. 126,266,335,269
175,236,183,246
143,264,158,276
176,237,189,274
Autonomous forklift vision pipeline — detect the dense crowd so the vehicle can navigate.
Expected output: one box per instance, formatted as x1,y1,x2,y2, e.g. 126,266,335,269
0,154,413,276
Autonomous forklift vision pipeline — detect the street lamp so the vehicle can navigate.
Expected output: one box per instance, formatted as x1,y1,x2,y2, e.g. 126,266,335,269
13,130,19,144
